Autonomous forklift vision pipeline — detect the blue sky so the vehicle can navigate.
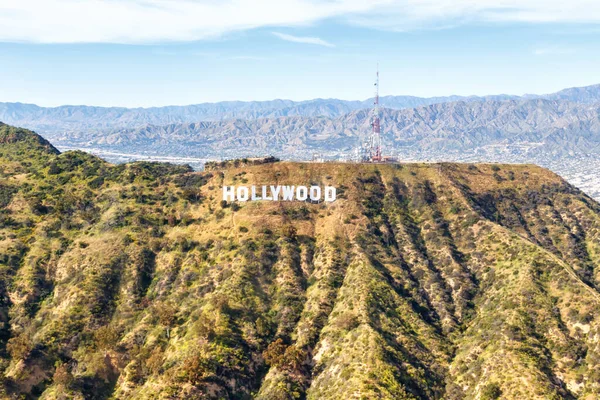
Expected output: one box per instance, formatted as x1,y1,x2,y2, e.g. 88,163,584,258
1,0,600,107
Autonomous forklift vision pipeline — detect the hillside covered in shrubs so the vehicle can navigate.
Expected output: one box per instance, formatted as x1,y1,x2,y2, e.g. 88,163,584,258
1,122,600,399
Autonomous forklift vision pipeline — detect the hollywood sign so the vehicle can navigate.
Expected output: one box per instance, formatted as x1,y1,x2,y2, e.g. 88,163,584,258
223,185,337,202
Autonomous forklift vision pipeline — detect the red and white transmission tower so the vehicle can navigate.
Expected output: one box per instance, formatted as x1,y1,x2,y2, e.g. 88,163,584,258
370,64,382,162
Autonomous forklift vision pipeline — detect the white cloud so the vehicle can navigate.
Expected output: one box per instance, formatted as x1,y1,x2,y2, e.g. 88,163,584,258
349,0,600,31
272,32,334,47
0,0,374,43
0,0,599,44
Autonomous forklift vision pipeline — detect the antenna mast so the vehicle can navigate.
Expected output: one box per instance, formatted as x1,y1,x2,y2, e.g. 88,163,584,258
371,64,382,162
354,64,385,163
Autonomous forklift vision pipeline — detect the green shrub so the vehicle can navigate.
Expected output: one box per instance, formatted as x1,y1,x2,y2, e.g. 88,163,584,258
481,383,502,400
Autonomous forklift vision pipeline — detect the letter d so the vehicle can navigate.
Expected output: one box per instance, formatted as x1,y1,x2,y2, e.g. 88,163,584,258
324,186,336,202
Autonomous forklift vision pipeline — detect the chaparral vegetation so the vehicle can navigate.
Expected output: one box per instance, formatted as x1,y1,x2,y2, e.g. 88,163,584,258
1,122,600,399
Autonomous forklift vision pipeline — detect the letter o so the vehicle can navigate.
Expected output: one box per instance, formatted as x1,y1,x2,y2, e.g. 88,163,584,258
309,186,321,201
237,186,249,202
296,186,308,201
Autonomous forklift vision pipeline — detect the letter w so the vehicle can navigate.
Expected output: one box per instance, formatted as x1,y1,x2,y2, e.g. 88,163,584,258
282,186,295,201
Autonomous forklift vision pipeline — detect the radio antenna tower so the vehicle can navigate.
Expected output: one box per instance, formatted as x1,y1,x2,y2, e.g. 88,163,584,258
370,64,382,162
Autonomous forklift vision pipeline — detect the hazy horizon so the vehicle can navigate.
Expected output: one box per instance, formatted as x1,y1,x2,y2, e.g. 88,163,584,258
2,81,599,109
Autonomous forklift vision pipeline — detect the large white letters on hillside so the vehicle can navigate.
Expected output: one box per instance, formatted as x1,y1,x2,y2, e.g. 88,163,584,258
223,185,337,202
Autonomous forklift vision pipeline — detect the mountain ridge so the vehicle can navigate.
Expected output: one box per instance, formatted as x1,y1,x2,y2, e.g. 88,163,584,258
2,83,599,134
0,122,60,156
52,98,600,157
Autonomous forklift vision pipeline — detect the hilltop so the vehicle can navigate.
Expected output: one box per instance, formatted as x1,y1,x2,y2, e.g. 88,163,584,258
0,123,59,156
1,125,600,399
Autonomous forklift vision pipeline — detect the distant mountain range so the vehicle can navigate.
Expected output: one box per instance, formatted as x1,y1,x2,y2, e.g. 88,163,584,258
1,84,599,134
32,98,600,160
